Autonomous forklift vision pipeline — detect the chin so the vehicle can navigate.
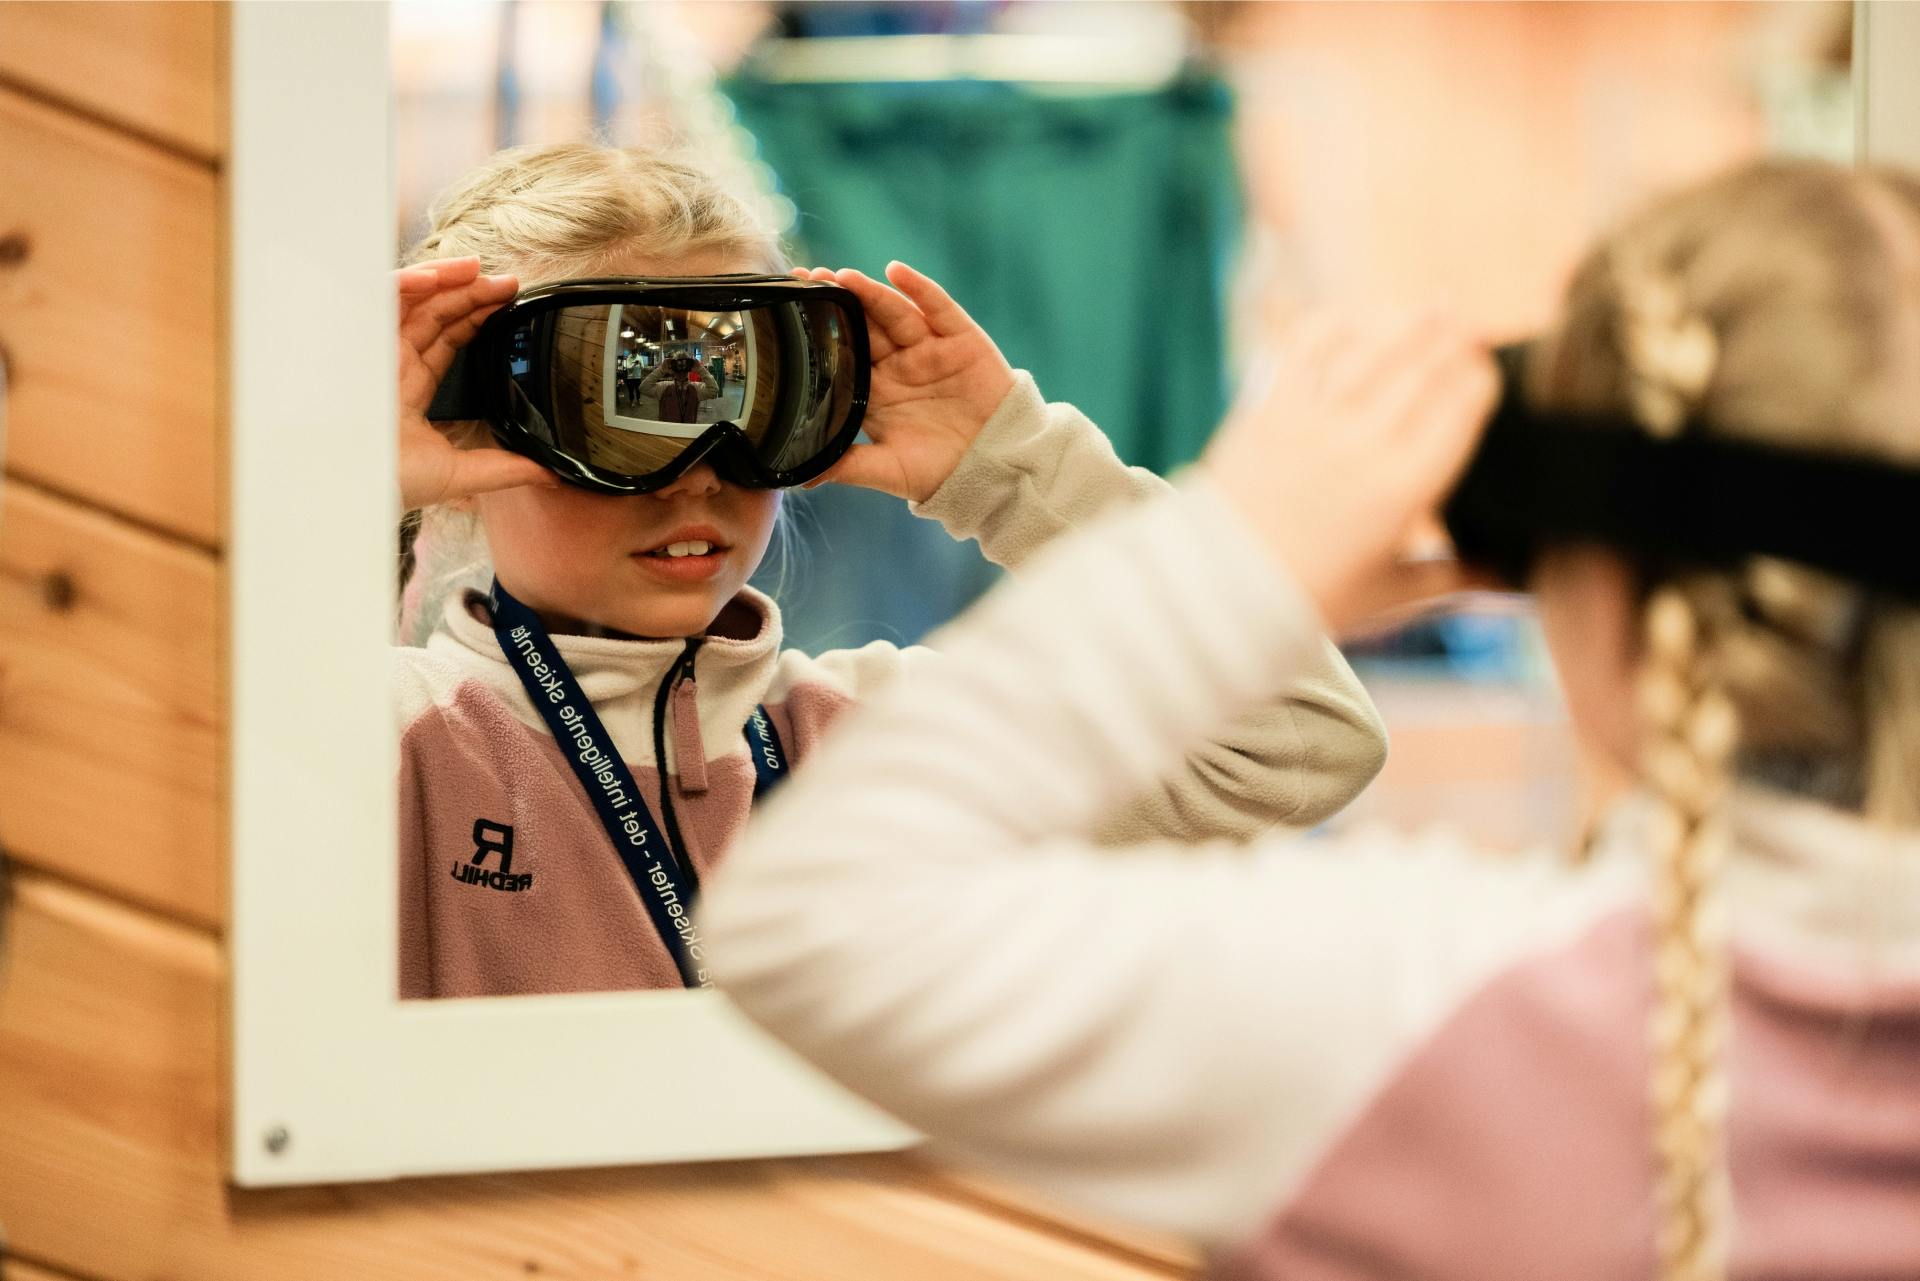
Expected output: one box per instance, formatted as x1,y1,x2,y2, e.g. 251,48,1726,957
625,595,730,640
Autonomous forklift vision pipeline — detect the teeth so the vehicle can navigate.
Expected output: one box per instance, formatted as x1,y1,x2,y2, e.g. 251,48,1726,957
658,540,714,558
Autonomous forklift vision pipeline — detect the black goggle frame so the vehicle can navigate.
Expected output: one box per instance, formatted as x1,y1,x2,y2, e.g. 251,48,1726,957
429,275,871,495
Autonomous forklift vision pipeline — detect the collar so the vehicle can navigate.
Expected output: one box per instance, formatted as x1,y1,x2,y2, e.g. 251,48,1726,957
426,585,785,763
1592,784,1920,974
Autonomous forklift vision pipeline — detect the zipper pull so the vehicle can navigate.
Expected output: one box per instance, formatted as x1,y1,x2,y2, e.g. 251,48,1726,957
669,652,709,795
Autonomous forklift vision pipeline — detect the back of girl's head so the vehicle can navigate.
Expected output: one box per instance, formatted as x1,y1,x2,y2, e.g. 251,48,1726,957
1535,158,1920,825
399,141,792,643
1530,158,1920,1281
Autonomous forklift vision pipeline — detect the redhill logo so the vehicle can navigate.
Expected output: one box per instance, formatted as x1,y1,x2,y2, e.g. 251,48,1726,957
451,819,533,892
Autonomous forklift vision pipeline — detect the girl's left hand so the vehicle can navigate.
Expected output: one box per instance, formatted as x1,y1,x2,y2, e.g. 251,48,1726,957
794,262,1015,503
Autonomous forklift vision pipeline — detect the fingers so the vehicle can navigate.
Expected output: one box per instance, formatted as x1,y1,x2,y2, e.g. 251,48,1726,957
1316,311,1446,406
399,272,517,368
883,261,976,338
396,266,441,299
830,267,928,356
801,443,894,496
395,258,516,415
1402,344,1499,485
793,262,978,357
444,447,562,502
414,299,511,383
1265,309,1353,393
396,256,489,310
1295,310,1491,474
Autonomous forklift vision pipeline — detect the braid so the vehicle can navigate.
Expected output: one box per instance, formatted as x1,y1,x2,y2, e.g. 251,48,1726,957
1639,585,1739,1281
1539,159,1920,1279
1615,261,1718,439
1616,263,1739,1281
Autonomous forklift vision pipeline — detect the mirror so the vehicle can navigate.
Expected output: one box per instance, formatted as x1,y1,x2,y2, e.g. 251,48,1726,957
229,3,912,1187
231,0,1860,1186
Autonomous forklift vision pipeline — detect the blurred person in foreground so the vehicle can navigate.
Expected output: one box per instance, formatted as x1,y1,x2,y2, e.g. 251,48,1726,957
705,160,1920,1281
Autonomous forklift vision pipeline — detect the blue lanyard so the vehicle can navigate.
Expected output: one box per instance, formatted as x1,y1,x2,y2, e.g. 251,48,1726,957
745,703,788,800
488,580,786,988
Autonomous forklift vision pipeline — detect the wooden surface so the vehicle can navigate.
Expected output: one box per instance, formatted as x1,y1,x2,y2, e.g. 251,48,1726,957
0,1,223,161
0,11,1196,1281
0,870,1181,1281
2,1258,85,1281
0,85,221,547
0,480,222,926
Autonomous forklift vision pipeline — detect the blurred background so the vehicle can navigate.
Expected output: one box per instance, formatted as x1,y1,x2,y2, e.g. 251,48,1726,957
394,0,1853,850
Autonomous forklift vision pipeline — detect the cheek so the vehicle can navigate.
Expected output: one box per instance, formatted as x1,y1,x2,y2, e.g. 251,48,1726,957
478,489,629,586
736,491,783,563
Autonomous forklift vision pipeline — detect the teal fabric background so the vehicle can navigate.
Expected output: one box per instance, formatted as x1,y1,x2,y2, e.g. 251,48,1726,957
728,74,1243,649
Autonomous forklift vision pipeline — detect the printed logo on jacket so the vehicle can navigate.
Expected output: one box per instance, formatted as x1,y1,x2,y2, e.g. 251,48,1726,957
451,818,534,892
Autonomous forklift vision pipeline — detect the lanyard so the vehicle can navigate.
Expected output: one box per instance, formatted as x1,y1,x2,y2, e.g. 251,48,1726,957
745,703,789,800
488,581,786,988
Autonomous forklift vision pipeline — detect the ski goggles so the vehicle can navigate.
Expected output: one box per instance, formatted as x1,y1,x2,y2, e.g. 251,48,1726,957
428,275,869,494
1443,343,1920,598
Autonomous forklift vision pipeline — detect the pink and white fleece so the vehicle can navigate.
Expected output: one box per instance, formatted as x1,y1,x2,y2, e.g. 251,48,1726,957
703,477,1920,1276
395,374,1386,999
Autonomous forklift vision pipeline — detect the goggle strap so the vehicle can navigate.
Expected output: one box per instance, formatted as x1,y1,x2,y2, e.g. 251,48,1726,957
1444,399,1920,600
427,344,487,421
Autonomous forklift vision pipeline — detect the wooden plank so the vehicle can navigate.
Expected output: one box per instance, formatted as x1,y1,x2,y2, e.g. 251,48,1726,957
3,1258,94,1281
0,871,1188,1281
0,481,221,927
922,1168,1203,1275
0,1,222,162
0,86,221,547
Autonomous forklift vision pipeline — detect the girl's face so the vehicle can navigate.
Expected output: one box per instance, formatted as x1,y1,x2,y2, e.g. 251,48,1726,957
474,246,783,639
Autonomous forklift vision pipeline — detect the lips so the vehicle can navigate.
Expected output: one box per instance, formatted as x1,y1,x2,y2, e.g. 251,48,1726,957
635,525,731,559
632,524,731,584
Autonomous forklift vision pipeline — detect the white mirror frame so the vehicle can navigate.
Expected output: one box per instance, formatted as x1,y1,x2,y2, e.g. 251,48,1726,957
227,0,911,1187
1856,0,1920,168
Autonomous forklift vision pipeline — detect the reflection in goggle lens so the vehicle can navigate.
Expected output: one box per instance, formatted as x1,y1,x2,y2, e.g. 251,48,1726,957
502,300,858,481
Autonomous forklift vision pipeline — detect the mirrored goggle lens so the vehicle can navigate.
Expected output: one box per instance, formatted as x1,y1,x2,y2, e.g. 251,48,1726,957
500,299,859,480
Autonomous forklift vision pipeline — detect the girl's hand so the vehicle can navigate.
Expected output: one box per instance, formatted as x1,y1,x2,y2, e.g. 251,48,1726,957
1202,310,1498,631
794,262,1015,503
396,256,557,511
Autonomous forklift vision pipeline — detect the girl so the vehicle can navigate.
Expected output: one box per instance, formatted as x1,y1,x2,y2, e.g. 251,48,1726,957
702,160,1920,1279
393,142,1387,999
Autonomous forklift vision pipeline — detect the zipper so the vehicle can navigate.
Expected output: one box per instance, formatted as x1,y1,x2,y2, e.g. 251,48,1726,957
650,637,705,893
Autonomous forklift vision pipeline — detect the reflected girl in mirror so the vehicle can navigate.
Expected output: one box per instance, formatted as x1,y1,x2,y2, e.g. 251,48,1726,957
392,142,1388,999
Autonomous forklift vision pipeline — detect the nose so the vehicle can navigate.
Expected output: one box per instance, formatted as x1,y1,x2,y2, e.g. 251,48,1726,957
650,461,722,501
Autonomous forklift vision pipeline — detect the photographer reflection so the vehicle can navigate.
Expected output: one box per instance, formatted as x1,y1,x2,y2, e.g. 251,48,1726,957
637,351,720,424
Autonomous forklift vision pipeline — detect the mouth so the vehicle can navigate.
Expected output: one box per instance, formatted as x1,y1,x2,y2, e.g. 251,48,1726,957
632,525,732,582
636,525,731,559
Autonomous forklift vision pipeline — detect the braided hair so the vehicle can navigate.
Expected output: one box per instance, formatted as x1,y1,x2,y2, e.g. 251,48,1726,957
1532,159,1920,1280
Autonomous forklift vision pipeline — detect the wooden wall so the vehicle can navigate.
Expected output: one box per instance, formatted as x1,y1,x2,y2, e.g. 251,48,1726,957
0,7,1194,1278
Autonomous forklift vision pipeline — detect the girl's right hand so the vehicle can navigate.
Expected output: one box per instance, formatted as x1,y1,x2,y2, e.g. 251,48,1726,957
396,256,557,511
1201,310,1498,631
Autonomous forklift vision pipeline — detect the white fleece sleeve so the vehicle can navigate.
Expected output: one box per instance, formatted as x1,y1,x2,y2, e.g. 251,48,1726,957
905,374,1385,834
703,480,1635,1247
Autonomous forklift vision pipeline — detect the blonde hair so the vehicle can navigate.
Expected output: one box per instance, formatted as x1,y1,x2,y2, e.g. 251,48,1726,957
406,139,785,279
400,142,789,639
1533,159,1920,1280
